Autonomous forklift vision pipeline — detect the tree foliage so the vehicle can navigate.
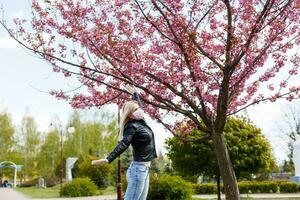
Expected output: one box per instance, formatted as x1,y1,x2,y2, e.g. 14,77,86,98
21,115,40,179
280,103,300,173
76,157,113,189
63,111,118,159
0,112,15,160
37,130,60,177
166,118,276,180
0,109,120,186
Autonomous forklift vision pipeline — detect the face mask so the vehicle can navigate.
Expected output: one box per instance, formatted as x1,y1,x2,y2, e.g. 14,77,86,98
132,108,144,119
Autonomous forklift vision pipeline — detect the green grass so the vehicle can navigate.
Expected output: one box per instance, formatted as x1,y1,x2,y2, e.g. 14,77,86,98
100,186,116,195
15,185,116,198
15,185,61,198
194,199,300,200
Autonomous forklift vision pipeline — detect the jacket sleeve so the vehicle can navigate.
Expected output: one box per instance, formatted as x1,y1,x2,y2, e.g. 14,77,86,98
132,92,142,107
106,125,136,163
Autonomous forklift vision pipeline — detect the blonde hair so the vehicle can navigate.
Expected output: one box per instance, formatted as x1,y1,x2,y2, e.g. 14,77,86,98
118,101,139,141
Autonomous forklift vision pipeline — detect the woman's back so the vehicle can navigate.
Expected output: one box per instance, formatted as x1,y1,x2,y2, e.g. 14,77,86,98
125,119,157,162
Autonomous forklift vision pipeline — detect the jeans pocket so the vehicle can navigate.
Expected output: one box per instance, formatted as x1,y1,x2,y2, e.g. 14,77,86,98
135,164,148,173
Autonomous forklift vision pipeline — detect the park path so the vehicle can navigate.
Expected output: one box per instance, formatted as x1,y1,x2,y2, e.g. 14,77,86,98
0,188,29,200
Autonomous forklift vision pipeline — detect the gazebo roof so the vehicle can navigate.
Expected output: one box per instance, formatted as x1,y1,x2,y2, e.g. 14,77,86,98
0,161,23,170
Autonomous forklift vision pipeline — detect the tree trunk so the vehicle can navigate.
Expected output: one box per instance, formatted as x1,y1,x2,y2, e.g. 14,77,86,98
211,131,240,200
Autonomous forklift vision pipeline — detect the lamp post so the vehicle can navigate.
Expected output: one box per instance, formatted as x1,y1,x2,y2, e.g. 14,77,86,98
59,126,75,195
59,125,63,194
50,122,74,196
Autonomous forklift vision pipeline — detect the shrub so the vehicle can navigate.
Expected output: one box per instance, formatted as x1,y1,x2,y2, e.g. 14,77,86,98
60,178,98,197
121,174,127,193
121,173,192,199
77,157,112,189
238,181,278,193
194,181,281,194
147,174,193,200
277,181,299,193
192,183,221,194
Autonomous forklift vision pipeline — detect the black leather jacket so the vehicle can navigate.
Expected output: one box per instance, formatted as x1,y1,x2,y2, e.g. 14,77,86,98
106,119,157,163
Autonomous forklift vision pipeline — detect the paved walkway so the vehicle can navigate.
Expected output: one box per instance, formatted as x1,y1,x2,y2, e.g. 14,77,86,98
0,188,29,200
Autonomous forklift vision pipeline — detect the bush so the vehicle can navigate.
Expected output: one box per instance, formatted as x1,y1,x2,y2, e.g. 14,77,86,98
121,173,192,199
121,174,127,193
192,183,221,194
238,181,278,193
194,181,280,194
147,174,193,200
77,157,113,189
277,181,299,193
60,178,98,197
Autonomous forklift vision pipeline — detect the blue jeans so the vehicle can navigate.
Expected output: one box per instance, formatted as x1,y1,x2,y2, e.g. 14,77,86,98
125,162,150,200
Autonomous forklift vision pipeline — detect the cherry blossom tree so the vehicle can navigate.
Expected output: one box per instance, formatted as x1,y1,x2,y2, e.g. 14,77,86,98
296,0,300,7
1,0,300,199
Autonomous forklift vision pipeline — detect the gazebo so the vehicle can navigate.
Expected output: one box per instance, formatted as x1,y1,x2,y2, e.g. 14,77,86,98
0,161,22,187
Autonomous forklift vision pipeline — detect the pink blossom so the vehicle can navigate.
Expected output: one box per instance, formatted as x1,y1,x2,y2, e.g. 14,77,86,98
5,0,299,136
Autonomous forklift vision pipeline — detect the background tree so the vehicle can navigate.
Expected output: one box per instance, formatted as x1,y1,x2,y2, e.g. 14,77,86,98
0,112,15,160
77,156,113,189
21,115,40,180
63,111,118,158
2,1,300,198
150,151,168,175
0,109,120,186
37,130,60,177
280,103,300,173
63,111,83,157
0,112,16,181
166,118,276,180
121,148,133,172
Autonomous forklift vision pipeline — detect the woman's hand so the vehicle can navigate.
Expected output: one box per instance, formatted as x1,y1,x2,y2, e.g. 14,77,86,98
124,84,137,94
91,159,109,165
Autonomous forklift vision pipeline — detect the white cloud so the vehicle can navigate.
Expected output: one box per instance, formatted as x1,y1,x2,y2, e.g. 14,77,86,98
0,35,18,49
9,111,52,133
246,100,300,163
12,11,25,19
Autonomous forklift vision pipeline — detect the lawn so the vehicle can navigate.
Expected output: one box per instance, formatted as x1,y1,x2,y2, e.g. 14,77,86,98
15,185,61,198
15,185,116,198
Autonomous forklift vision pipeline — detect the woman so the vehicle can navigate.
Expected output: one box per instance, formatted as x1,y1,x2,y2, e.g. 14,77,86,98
92,85,157,200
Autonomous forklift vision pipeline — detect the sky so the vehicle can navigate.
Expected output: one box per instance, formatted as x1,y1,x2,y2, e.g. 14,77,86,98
0,0,299,164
